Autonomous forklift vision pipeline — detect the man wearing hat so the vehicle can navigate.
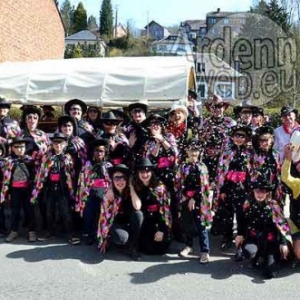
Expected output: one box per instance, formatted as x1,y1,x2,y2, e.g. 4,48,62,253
97,111,130,165
1,137,36,243
124,101,149,165
40,105,55,121
201,95,236,184
0,97,20,147
31,133,79,244
274,106,299,163
64,99,95,144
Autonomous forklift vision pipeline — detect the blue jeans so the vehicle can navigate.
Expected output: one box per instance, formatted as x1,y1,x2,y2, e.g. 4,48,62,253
185,210,210,253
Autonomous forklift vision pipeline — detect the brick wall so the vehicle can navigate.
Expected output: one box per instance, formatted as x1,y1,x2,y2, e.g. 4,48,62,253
0,0,65,62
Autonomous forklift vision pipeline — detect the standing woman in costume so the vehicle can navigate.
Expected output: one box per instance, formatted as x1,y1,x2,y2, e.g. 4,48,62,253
97,111,130,166
85,106,102,134
76,139,112,245
98,164,143,260
251,126,283,205
131,158,172,255
19,106,50,163
235,178,291,279
213,125,252,250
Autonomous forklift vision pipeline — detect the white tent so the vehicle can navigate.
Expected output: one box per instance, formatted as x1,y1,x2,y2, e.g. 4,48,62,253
0,56,196,108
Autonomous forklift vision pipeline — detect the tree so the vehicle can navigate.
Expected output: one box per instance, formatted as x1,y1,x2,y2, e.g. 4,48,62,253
59,0,75,36
72,2,88,33
99,0,113,37
88,15,98,30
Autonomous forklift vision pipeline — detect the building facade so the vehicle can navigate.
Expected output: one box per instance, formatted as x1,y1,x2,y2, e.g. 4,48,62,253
0,0,65,62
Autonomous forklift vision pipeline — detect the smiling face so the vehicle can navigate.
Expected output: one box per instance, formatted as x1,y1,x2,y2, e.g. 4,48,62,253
69,105,82,120
112,171,127,193
138,169,152,185
240,109,252,124
52,139,67,154
258,133,273,152
253,189,269,202
25,113,39,131
131,108,146,124
87,108,99,121
60,122,74,137
232,131,247,146
210,103,225,118
282,112,296,128
149,120,162,135
170,109,186,124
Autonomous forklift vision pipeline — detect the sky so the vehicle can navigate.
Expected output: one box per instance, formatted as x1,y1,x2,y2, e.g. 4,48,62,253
68,0,254,29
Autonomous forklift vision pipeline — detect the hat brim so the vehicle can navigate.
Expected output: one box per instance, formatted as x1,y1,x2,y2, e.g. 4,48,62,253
204,102,230,111
230,126,252,138
128,103,148,114
89,139,109,149
108,165,131,178
65,99,87,115
9,138,31,146
135,164,157,170
281,108,298,117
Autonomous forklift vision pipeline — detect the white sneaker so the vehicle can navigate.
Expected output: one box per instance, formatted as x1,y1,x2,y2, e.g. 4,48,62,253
179,246,192,258
199,253,210,264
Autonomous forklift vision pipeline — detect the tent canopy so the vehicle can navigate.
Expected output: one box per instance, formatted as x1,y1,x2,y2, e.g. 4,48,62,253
0,56,196,108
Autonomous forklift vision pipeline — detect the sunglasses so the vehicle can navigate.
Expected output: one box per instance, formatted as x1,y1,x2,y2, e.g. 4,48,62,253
113,175,126,182
259,138,270,143
70,107,82,112
131,108,143,114
88,109,98,113
12,145,26,149
103,121,118,126
149,121,161,126
62,124,73,128
234,133,246,139
94,149,105,153
211,104,224,110
52,140,65,144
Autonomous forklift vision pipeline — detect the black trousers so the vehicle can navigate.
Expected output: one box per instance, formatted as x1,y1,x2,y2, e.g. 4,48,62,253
0,203,6,231
45,189,73,234
10,188,35,232
111,210,143,248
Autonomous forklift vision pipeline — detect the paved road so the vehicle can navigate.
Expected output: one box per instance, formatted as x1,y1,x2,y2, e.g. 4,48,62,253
0,234,299,300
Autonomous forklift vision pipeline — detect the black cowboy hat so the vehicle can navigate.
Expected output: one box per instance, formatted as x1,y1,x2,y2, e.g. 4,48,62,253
184,138,204,151
188,89,197,99
252,107,264,116
50,132,68,142
128,101,148,114
58,115,78,134
145,113,166,126
22,106,42,119
233,99,259,117
101,111,122,123
251,178,274,191
135,158,157,170
108,164,131,178
281,106,298,117
111,108,130,124
230,125,252,138
0,143,6,156
204,94,230,111
64,99,87,115
9,137,30,146
0,97,11,109
88,138,109,149
41,105,55,111
254,125,274,137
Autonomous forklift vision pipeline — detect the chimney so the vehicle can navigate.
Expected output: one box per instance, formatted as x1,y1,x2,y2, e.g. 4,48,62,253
217,8,220,13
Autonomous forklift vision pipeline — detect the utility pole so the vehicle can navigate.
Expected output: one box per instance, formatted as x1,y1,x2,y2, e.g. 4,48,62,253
147,10,149,39
114,5,118,38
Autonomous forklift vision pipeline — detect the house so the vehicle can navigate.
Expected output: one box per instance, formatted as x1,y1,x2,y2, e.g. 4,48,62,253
0,0,65,62
180,20,207,43
114,23,127,38
151,35,194,56
206,8,246,38
195,53,242,101
144,21,170,40
65,30,106,56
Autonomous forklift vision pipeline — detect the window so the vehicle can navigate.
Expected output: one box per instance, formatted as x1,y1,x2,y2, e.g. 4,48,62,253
209,18,216,24
214,81,235,99
189,32,197,39
223,18,229,25
197,62,205,73
197,82,207,98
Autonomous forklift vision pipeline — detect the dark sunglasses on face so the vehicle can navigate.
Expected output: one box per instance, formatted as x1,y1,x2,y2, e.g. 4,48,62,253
94,149,105,153
211,104,223,110
12,145,26,149
131,108,143,114
113,175,126,182
234,133,246,139
103,121,118,126
52,140,64,145
88,109,98,113
70,107,82,112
